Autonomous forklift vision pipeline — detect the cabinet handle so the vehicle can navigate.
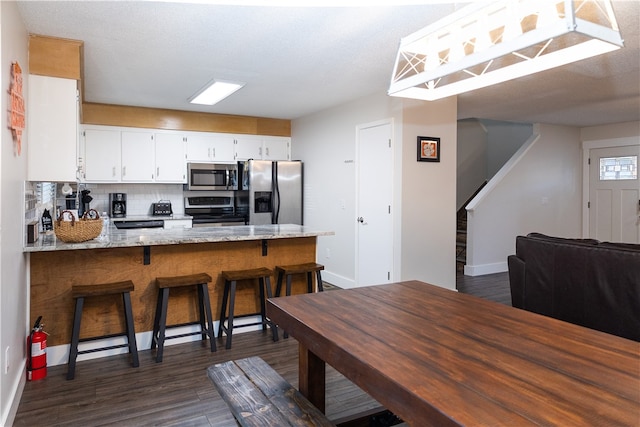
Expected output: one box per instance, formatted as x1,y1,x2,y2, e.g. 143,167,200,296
213,148,216,158
266,147,270,156
157,167,160,177
259,147,263,156
208,148,211,158
122,166,126,177
112,166,116,177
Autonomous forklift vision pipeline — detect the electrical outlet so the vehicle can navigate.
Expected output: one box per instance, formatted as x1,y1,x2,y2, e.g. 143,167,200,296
4,346,9,374
325,248,331,259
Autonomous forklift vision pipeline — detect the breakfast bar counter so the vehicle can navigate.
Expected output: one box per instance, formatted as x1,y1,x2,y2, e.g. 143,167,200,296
25,224,333,350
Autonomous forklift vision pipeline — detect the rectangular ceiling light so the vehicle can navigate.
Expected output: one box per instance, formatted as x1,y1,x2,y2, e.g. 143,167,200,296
189,80,245,105
388,0,624,101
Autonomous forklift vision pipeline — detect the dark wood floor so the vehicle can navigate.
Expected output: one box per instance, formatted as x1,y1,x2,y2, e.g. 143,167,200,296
14,272,510,426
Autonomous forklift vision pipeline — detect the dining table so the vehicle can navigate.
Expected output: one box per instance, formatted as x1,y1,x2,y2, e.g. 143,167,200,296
266,280,640,426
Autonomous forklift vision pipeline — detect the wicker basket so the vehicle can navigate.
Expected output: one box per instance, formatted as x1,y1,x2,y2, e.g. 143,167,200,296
54,209,103,243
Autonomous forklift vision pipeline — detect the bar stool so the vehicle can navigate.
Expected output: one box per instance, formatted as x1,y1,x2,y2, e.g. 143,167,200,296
219,267,278,349
151,273,216,363
274,263,325,338
275,262,325,297
67,280,139,380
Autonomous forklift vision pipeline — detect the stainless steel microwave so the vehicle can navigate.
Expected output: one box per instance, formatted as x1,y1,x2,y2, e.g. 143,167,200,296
187,163,239,191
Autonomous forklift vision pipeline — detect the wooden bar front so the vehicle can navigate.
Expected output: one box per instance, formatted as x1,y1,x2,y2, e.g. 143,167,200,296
30,237,316,346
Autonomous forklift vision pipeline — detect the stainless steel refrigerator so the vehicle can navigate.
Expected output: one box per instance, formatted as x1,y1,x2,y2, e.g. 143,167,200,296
239,160,303,225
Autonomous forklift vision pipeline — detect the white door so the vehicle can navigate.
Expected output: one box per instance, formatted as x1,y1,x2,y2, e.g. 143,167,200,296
589,145,640,243
356,122,393,287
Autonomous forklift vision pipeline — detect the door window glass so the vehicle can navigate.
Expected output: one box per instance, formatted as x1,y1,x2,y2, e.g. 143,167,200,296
599,155,637,180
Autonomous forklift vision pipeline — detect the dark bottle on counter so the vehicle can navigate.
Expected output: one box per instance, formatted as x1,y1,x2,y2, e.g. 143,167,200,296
41,209,53,232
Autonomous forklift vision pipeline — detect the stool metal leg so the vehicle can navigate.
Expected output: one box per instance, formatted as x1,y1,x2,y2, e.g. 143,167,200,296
67,297,85,380
218,281,230,339
264,276,278,342
258,277,267,331
306,272,314,293
198,283,217,353
122,292,139,368
196,284,207,341
275,270,285,297
224,280,237,350
151,288,164,351
155,288,170,363
316,270,324,292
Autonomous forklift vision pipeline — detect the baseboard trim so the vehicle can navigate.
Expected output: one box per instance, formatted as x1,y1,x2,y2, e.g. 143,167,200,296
46,317,265,367
3,361,26,427
463,261,508,276
322,271,354,289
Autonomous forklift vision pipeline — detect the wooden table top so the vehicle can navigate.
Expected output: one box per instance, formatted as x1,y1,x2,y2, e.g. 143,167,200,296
267,280,640,426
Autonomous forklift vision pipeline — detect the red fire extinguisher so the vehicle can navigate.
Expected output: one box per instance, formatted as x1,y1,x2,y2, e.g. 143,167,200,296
27,316,47,381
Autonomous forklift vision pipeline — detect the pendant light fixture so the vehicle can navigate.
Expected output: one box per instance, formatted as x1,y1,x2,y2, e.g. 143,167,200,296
388,0,624,101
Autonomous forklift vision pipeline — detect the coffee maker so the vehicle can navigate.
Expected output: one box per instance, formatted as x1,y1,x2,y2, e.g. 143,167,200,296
109,193,127,218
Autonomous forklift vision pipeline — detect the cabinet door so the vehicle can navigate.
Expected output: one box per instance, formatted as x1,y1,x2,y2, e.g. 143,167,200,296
186,133,234,162
28,75,78,182
83,129,121,182
155,133,186,183
263,137,290,160
235,136,264,161
121,131,155,182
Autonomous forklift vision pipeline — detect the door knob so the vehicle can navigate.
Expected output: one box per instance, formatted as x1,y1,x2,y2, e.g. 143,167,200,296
357,217,364,223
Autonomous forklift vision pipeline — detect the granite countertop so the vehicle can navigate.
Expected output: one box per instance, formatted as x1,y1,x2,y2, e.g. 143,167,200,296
24,224,334,252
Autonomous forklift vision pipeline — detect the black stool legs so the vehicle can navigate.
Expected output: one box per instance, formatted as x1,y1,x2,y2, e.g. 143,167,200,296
151,273,216,363
219,268,278,350
67,281,139,380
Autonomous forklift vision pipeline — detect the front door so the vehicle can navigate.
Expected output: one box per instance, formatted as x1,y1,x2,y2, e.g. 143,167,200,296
356,121,393,287
589,144,640,243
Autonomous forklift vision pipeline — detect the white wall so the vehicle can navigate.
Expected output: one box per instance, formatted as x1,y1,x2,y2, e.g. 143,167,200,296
457,119,487,210
465,123,583,275
482,119,533,178
400,97,458,290
292,92,458,290
1,2,29,425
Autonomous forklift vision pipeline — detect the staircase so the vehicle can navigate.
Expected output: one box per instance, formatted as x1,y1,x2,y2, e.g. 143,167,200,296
456,181,487,275
456,209,467,274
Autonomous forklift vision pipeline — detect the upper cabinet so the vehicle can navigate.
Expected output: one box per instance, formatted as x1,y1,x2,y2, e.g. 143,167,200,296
81,126,186,183
82,128,120,182
81,125,289,182
27,75,78,182
155,133,187,182
234,136,291,161
186,133,235,163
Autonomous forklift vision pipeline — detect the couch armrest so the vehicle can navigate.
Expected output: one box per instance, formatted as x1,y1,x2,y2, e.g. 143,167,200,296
507,255,525,308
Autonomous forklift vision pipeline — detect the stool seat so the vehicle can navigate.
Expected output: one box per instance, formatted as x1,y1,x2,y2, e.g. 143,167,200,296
157,273,213,289
219,268,278,349
72,280,134,298
221,268,272,282
151,273,216,362
67,280,139,380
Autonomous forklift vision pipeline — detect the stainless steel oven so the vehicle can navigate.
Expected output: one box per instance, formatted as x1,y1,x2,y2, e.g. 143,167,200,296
187,162,239,191
184,191,247,227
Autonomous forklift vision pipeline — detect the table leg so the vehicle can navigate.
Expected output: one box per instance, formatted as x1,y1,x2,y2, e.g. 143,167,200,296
298,343,326,413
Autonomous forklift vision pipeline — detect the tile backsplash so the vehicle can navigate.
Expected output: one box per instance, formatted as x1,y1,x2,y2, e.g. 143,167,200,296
27,182,186,224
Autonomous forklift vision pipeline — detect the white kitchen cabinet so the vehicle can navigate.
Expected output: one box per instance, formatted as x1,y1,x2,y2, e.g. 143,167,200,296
234,136,264,161
83,128,121,182
155,133,187,182
234,136,291,161
263,136,291,160
121,131,155,182
27,75,78,182
186,133,234,162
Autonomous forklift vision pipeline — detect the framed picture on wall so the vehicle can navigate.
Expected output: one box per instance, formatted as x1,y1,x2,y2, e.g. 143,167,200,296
417,136,440,162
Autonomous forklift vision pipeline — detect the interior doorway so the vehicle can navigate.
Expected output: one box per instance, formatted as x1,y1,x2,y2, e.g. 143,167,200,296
355,120,393,287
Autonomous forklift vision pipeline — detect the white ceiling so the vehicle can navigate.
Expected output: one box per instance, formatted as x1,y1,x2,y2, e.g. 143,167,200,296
16,1,640,127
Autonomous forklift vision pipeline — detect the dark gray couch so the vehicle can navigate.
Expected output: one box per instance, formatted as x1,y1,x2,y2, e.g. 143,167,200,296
507,233,640,342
